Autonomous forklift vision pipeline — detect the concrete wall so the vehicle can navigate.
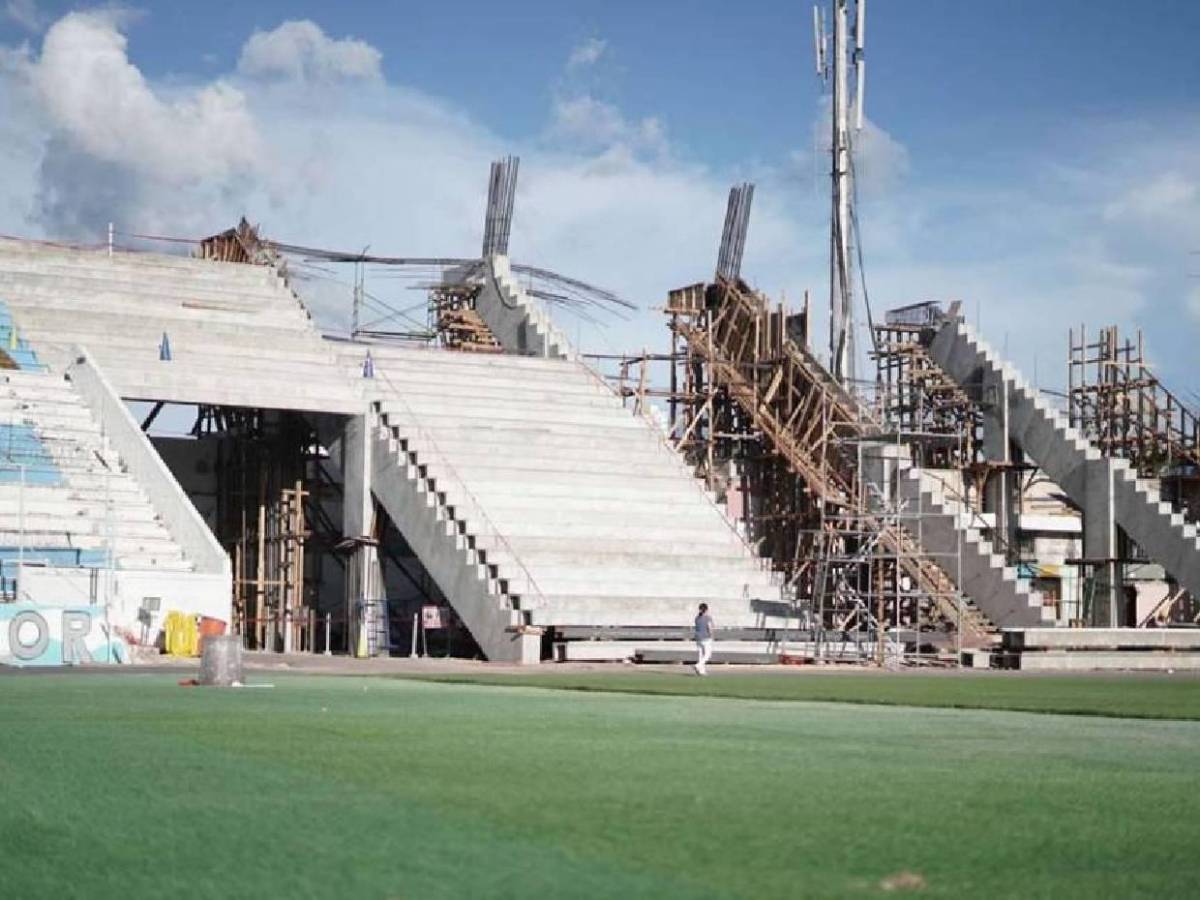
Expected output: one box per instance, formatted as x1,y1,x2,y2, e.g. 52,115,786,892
66,346,231,579
19,565,230,641
0,604,129,666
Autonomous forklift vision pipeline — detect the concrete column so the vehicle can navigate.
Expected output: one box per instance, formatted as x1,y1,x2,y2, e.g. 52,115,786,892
343,415,386,656
1081,459,1120,626
979,368,1010,464
980,369,1019,561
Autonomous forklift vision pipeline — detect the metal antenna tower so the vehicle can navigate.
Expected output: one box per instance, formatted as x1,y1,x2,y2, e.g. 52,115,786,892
815,0,866,383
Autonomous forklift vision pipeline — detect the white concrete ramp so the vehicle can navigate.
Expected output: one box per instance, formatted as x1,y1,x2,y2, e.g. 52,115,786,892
341,342,787,662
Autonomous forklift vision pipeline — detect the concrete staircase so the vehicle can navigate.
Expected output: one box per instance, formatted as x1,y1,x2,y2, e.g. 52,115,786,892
0,367,193,595
0,238,360,414
928,316,1200,601
473,256,572,359
896,465,1051,626
341,341,787,663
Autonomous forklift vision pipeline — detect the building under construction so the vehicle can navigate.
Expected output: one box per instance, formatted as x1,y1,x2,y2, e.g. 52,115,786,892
0,1,1196,670
0,158,1196,671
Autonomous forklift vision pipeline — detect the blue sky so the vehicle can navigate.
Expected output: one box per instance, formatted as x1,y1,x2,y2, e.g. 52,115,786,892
1,1,1197,392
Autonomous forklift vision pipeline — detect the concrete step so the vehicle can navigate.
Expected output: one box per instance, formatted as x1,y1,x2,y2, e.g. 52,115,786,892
12,318,320,357
430,473,714,506
376,380,621,411
385,414,657,446
361,363,606,396
6,296,312,335
0,254,285,284
25,333,340,374
429,456,696,483
0,529,187,555
380,398,647,431
442,495,729,531
0,241,283,283
0,273,301,313
349,342,585,375
394,432,673,467
492,546,771,572
555,640,815,664
527,603,799,628
1008,650,1200,671
0,515,171,540
506,570,774,600
473,534,758,561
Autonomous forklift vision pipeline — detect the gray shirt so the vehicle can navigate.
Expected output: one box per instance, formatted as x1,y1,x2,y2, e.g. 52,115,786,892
694,612,713,641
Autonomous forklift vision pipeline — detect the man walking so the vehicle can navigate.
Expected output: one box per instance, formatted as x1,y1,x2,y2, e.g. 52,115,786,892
693,603,714,676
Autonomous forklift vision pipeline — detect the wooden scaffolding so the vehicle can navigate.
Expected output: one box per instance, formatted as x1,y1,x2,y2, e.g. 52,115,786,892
1069,323,1200,520
201,408,322,652
662,278,990,655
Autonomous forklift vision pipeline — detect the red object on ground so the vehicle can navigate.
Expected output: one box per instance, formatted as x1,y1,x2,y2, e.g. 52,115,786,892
198,618,227,638
197,617,227,653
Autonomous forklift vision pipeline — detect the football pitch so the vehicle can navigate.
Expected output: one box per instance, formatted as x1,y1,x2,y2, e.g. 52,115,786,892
2,670,1199,898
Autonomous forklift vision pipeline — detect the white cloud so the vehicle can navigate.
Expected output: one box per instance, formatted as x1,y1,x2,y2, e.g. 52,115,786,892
566,37,606,70
548,95,668,158
4,0,44,32
1103,171,1197,224
238,20,382,83
1188,286,1200,323
3,11,262,236
0,11,1196,393
800,100,909,196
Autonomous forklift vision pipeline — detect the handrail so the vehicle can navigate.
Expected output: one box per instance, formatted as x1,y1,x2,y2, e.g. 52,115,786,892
369,365,549,610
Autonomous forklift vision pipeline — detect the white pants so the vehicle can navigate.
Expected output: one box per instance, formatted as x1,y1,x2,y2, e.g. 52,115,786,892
695,638,713,673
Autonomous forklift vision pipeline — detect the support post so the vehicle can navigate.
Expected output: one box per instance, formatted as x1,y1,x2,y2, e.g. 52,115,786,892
343,415,385,657
980,367,1020,562
1081,459,1120,626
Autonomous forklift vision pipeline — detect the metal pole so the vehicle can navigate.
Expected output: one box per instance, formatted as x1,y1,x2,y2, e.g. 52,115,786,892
351,261,362,340
829,0,854,383
324,613,332,656
17,462,25,600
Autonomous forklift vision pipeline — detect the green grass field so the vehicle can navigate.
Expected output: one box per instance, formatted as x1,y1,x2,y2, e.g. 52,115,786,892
2,671,1199,898
402,669,1200,720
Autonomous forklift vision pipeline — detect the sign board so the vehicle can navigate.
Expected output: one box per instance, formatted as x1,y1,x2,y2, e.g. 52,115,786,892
0,605,128,667
421,606,445,630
